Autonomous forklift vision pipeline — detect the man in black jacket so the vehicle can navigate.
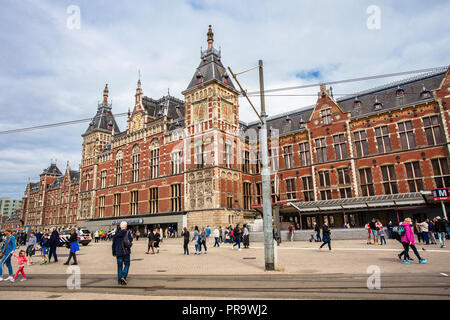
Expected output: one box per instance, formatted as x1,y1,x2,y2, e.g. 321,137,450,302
48,228,59,263
435,216,448,248
112,222,133,285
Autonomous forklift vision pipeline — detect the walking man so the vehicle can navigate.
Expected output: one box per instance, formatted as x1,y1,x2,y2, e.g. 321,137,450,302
435,216,448,248
213,226,220,248
48,227,59,263
112,222,133,285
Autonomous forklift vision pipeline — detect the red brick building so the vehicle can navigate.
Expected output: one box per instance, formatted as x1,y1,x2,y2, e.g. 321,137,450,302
17,26,450,233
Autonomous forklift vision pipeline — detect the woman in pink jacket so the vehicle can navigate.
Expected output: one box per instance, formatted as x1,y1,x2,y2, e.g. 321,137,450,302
399,218,427,264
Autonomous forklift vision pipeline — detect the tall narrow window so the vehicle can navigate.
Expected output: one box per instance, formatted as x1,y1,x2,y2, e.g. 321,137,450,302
381,165,398,194
318,171,332,200
359,168,375,196
243,182,252,209
254,151,261,174
398,121,416,150
321,108,332,125
224,141,233,168
113,193,121,217
149,187,158,214
337,168,351,185
98,196,105,218
431,158,450,188
149,143,160,179
130,191,138,215
114,151,123,185
298,142,310,166
171,184,182,212
131,145,140,183
285,178,296,200
315,138,328,163
333,134,347,160
171,151,182,175
375,126,391,153
256,182,262,204
243,150,250,173
423,116,443,145
283,146,293,169
269,148,279,172
354,131,369,157
405,162,424,192
100,170,107,189
195,143,204,169
302,176,314,201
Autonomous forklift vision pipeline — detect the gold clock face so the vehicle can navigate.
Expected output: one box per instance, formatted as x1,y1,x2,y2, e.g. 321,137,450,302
193,104,206,121
222,102,232,122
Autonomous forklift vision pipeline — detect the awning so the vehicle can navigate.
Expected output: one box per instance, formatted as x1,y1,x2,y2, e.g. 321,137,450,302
287,192,426,213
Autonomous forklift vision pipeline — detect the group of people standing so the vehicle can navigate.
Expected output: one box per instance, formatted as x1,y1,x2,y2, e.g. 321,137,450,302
180,224,250,256
412,217,449,248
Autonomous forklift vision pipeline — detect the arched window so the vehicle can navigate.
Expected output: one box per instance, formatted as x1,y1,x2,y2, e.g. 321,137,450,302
131,145,140,183
114,150,123,185
149,139,160,179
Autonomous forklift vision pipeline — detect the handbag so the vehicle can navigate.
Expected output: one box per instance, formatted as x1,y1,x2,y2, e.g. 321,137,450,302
0,237,12,259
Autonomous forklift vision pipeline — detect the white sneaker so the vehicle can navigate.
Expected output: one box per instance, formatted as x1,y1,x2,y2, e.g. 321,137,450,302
9,278,14,283
20,278,27,281
0,277,4,282
239,248,242,251
5,276,13,282
231,246,234,250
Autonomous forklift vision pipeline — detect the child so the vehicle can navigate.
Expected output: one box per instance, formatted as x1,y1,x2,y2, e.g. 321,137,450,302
11,250,29,282
40,233,50,265
309,234,315,242
379,227,387,245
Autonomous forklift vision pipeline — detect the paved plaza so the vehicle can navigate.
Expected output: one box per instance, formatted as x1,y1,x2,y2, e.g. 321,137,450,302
1,237,450,299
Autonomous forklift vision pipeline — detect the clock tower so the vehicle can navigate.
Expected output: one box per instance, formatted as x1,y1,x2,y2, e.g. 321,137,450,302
182,25,243,227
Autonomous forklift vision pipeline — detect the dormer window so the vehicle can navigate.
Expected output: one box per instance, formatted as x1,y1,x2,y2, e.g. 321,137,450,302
354,97,361,108
285,115,292,124
196,72,203,84
321,108,332,125
299,117,305,129
374,97,383,111
396,86,404,97
420,84,431,99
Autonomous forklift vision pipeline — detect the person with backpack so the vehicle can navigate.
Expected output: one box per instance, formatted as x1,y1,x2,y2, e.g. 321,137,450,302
182,227,190,256
112,222,133,285
318,222,332,251
435,216,448,248
398,218,427,264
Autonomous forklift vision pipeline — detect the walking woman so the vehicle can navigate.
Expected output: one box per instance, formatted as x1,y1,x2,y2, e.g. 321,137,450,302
64,228,79,265
0,229,16,282
399,218,427,264
192,226,201,254
318,222,332,251
232,224,242,251
200,227,208,254
182,227,190,256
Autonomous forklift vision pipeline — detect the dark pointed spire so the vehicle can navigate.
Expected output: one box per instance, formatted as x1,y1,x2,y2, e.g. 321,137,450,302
103,84,109,103
207,25,214,50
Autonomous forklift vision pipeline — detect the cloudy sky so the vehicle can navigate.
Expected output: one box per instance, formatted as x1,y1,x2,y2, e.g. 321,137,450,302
0,0,448,199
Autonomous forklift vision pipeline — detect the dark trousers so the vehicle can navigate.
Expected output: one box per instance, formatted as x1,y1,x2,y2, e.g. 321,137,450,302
200,240,207,252
116,256,130,283
49,246,58,262
66,251,77,264
380,235,386,245
422,232,429,244
416,233,424,243
320,239,331,250
316,231,321,242
401,242,422,260
184,241,189,255
214,237,220,247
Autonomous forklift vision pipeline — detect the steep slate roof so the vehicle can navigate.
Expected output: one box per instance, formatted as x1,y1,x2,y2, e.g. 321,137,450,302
185,48,236,93
143,95,185,121
241,67,447,135
29,182,39,194
41,163,62,176
69,170,80,185
83,100,120,136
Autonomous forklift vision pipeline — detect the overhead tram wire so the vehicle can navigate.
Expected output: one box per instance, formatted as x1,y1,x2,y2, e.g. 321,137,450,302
0,66,445,135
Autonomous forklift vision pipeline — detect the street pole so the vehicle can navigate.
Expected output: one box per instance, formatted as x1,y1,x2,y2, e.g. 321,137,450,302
442,201,448,220
259,59,276,270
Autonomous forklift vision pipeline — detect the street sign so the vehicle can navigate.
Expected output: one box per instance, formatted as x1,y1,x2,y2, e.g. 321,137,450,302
433,189,450,201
